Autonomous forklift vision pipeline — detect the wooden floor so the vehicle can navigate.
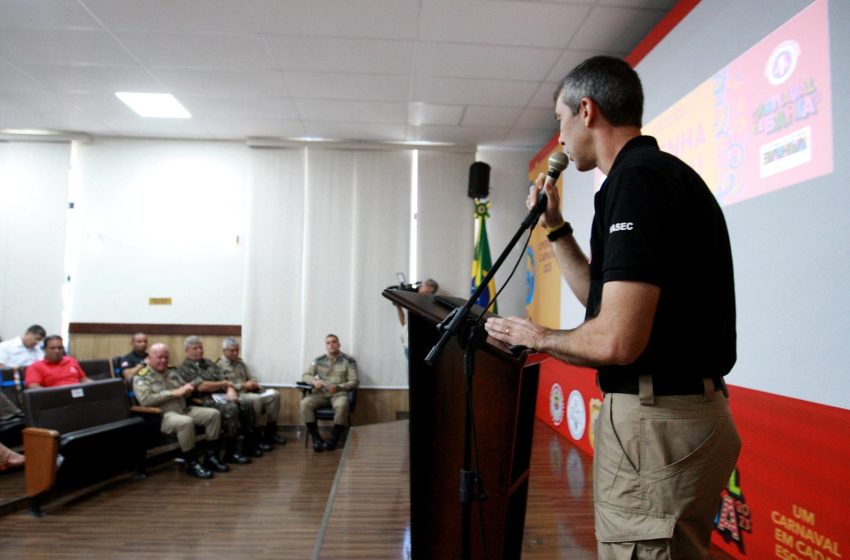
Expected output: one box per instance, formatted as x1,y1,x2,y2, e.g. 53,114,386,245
0,421,734,559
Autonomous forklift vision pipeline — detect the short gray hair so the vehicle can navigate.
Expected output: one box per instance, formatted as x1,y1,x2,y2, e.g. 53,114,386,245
183,335,202,350
222,337,240,350
555,55,643,128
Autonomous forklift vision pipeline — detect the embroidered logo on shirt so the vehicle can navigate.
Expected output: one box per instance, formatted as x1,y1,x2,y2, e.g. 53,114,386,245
609,221,634,233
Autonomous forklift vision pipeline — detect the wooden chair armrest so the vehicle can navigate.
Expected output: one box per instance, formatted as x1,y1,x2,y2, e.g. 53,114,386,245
295,382,312,396
130,405,163,415
22,427,60,497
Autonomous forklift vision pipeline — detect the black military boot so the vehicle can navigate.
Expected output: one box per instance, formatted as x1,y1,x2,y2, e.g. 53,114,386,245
186,459,214,479
244,431,266,457
204,441,230,473
265,422,287,445
223,438,251,464
307,422,325,452
183,449,213,479
255,430,273,452
323,424,346,451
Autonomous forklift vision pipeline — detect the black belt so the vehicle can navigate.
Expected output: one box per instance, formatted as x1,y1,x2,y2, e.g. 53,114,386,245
599,374,725,396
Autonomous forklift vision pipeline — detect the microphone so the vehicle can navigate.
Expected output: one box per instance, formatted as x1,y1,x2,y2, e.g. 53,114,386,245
535,151,569,212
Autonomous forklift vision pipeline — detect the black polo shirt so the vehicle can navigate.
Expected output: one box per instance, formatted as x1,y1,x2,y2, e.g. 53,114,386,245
587,136,736,394
120,351,148,370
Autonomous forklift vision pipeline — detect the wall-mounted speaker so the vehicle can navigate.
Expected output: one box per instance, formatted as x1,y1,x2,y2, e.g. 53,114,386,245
468,161,491,199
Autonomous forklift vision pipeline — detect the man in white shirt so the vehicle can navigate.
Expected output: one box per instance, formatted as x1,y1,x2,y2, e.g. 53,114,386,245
0,324,46,368
0,324,46,419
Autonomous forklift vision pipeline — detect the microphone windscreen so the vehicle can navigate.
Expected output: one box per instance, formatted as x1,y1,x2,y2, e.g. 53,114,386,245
547,151,568,177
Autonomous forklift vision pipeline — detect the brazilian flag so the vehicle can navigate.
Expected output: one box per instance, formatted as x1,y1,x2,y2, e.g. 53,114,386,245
471,199,497,313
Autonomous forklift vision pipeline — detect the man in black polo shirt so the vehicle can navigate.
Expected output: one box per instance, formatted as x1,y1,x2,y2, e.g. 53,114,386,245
118,332,149,382
485,56,740,559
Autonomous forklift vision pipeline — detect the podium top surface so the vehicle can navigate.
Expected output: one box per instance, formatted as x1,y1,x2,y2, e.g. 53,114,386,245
383,288,548,366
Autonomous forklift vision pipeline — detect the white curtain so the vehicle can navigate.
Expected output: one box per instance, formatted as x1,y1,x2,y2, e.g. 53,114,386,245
242,147,307,385
244,147,412,387
0,142,70,338
417,150,476,299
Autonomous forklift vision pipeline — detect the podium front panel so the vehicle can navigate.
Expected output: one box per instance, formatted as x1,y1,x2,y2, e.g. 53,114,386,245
407,307,539,560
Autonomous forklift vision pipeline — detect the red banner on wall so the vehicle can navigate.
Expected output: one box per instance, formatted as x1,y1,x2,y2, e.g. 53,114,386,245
715,386,850,559
535,361,850,558
535,360,601,456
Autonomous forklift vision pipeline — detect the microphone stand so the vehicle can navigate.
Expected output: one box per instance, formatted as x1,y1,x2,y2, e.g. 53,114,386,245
424,195,546,560
425,194,544,366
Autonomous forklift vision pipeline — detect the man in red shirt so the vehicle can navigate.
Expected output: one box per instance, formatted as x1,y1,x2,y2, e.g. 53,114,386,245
25,335,91,389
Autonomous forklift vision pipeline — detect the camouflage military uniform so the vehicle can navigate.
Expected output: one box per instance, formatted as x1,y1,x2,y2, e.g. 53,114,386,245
216,355,280,428
133,365,220,452
300,353,359,425
176,358,254,440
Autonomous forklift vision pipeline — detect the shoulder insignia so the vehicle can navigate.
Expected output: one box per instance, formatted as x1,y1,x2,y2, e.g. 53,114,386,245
137,367,149,377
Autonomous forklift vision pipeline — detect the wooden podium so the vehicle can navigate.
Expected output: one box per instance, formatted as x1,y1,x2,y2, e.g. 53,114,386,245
384,289,545,560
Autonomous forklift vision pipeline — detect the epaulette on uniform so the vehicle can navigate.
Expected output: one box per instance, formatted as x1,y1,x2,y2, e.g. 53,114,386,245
341,353,357,365
137,366,150,377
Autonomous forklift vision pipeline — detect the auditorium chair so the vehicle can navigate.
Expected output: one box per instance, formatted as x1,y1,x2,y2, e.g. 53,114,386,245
296,382,357,447
22,378,147,515
76,358,115,381
0,367,25,448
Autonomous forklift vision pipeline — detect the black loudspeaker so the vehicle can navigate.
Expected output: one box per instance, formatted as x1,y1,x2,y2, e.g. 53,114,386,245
468,161,491,199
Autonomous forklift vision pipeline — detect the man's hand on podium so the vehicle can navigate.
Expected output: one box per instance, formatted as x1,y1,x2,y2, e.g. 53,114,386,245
484,316,547,354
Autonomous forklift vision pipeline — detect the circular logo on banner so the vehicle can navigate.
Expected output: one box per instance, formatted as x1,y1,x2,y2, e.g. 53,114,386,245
566,390,586,441
765,40,800,86
549,383,565,426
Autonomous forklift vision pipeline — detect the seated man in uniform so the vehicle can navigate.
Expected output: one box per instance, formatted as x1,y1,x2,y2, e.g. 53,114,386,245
216,337,286,447
25,335,92,389
176,336,255,464
117,332,149,383
301,334,359,452
134,343,227,479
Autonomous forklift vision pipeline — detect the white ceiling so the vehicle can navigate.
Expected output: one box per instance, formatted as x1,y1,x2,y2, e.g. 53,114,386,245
0,0,675,148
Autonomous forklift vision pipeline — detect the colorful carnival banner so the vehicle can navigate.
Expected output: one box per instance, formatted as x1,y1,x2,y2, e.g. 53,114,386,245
644,0,833,207
525,137,563,328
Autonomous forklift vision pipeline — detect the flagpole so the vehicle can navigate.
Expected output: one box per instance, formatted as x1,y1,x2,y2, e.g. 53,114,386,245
471,199,497,314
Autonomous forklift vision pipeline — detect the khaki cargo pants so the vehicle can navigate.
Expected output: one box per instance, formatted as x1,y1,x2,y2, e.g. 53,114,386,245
161,406,221,452
240,389,281,427
594,377,741,559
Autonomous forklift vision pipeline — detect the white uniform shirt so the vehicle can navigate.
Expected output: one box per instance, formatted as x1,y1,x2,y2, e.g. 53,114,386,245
0,336,44,367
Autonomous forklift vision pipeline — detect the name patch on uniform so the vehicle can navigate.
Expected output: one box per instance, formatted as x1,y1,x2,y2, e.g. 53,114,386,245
609,222,634,233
